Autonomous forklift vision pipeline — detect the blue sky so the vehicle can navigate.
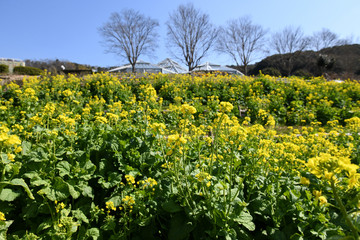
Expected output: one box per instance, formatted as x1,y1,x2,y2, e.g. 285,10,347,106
1,0,360,67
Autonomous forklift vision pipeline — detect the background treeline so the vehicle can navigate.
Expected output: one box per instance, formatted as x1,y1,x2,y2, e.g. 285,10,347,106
235,44,360,79
23,44,360,80
24,59,107,74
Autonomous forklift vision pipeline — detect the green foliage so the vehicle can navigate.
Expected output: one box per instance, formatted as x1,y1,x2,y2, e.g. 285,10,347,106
0,73,359,239
293,69,313,79
251,44,360,79
0,64,9,74
13,66,44,76
261,67,281,77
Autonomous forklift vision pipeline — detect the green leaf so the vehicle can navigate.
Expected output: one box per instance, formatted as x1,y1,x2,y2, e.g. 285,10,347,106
0,220,13,239
162,199,182,213
72,209,89,224
290,233,304,240
168,213,195,240
86,228,100,240
67,183,80,199
11,162,21,175
37,219,52,232
0,153,11,164
57,161,71,177
107,196,122,206
40,177,69,201
32,179,50,187
1,178,35,200
81,185,94,198
0,188,21,201
234,210,255,231
21,141,32,155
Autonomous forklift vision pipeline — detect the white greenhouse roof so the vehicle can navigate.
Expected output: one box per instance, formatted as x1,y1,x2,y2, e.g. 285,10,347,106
108,60,162,73
158,58,187,74
192,62,243,75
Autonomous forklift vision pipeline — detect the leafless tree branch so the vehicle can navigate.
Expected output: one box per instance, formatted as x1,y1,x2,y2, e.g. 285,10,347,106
269,26,309,75
216,16,267,75
98,9,159,72
166,3,218,71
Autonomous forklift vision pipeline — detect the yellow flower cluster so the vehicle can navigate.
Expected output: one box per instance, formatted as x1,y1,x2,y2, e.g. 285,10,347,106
0,124,22,162
167,134,187,145
122,195,135,206
219,101,233,113
105,201,116,212
139,177,157,190
55,200,66,213
180,103,196,115
125,175,135,185
150,122,166,135
313,190,327,205
195,172,212,182
307,152,359,189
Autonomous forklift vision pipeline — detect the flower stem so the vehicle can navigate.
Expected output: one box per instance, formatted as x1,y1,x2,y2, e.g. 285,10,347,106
331,180,359,240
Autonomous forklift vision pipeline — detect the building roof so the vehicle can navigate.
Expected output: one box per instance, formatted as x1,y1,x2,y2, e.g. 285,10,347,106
108,60,162,72
157,58,187,74
192,62,243,75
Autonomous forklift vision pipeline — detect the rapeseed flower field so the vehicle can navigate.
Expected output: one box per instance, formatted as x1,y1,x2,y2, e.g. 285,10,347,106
0,72,359,239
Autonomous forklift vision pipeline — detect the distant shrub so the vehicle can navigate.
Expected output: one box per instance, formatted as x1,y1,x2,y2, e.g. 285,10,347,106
13,66,43,76
0,64,9,74
293,69,313,79
261,67,281,77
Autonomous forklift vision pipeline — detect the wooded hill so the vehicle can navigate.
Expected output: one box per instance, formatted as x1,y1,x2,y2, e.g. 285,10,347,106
245,44,360,79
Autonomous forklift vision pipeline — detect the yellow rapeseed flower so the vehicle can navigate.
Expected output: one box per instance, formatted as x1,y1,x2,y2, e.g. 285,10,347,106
0,212,5,221
319,196,327,205
195,172,212,182
125,175,135,185
105,201,116,211
6,135,21,146
300,177,310,186
219,102,233,113
313,190,322,200
180,104,196,115
122,195,135,206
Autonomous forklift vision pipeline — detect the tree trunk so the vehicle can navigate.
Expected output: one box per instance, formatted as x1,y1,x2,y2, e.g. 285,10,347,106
131,63,136,73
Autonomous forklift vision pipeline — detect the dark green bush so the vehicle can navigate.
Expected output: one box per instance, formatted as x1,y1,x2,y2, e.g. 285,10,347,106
13,66,43,76
293,69,313,79
0,64,9,74
261,67,281,77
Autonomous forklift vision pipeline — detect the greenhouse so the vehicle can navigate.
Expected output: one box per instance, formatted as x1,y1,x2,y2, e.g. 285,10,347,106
108,60,163,73
192,62,243,75
157,58,187,74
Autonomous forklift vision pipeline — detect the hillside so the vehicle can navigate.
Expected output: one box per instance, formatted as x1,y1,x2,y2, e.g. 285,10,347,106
249,44,360,79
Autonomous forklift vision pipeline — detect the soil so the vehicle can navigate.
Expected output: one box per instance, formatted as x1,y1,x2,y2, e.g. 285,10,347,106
0,74,26,86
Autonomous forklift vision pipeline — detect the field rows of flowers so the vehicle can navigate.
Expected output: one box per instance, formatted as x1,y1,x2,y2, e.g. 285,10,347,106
0,72,359,239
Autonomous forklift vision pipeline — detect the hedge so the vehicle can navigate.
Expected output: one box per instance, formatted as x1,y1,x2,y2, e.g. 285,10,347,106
13,66,43,76
0,64,9,74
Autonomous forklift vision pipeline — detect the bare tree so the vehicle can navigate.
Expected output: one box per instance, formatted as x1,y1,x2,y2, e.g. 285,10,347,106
216,16,267,75
99,9,159,73
166,3,218,71
311,28,339,51
337,35,355,46
269,26,309,75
